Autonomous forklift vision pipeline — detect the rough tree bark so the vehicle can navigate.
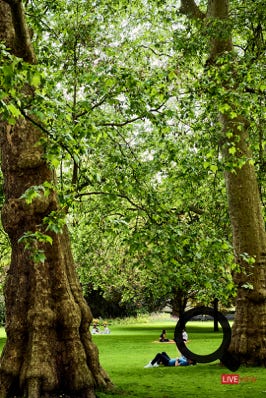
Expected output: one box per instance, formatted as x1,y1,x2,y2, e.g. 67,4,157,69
0,1,112,396
180,0,266,365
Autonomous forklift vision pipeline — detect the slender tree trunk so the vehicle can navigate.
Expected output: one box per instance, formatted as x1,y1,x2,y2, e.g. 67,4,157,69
170,288,188,318
180,0,266,365
0,1,112,396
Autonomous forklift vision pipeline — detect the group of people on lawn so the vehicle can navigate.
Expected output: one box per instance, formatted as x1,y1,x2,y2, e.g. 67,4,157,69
91,323,110,335
144,328,196,368
90,321,195,368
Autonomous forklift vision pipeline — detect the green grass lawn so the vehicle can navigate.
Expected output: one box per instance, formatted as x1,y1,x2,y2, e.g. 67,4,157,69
0,317,265,397
94,318,265,398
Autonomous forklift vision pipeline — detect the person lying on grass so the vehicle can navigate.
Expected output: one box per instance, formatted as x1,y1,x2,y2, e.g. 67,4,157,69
144,351,196,368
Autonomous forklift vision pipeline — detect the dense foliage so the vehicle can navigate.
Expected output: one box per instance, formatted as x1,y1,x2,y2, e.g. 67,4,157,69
1,0,265,317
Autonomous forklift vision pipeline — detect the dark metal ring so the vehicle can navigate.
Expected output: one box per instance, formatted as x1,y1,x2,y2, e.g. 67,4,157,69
174,306,231,363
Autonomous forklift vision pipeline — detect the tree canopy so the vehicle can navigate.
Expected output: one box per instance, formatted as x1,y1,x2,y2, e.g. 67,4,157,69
0,4,266,398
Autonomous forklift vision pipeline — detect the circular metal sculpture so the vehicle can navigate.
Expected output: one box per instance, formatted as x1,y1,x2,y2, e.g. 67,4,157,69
174,306,240,371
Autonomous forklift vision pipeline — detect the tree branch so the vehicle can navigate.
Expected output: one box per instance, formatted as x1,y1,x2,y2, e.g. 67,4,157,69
3,0,36,63
139,44,171,58
97,103,166,128
179,0,206,19
20,108,76,161
76,84,118,118
77,191,146,212
76,191,162,225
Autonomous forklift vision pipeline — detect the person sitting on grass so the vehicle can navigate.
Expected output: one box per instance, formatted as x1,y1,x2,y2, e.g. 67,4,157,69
159,329,170,342
157,328,188,344
182,328,188,343
91,324,100,334
144,351,196,368
102,323,110,334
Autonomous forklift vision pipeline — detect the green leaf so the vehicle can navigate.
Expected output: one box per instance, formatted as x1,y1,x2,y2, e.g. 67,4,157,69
228,146,236,155
210,164,218,173
30,72,41,88
33,250,47,264
242,283,254,290
7,103,21,118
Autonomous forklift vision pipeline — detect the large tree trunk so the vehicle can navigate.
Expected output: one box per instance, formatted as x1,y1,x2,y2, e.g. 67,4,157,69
180,0,266,365
208,0,266,367
221,108,266,365
221,111,266,365
0,1,112,396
